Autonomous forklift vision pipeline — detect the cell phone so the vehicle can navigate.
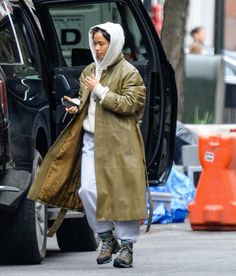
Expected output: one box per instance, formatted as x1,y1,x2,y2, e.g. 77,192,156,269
61,98,80,108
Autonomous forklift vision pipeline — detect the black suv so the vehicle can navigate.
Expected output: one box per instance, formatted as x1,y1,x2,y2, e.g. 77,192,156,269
0,0,177,264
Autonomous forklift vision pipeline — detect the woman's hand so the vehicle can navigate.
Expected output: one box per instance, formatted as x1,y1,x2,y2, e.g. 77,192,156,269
84,74,99,91
64,96,79,114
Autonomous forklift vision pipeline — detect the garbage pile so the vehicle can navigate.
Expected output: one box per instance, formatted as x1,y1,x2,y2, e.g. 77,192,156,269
146,167,195,224
145,121,198,224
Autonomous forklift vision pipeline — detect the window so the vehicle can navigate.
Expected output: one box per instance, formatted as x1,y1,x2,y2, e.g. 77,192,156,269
0,1,22,64
12,14,36,69
49,2,148,66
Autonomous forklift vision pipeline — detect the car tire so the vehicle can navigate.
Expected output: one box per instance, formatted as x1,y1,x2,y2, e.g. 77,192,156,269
56,216,99,252
0,150,47,264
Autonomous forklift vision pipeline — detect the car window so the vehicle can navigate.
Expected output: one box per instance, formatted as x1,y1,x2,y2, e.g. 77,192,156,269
0,1,22,64
48,2,148,66
11,15,37,69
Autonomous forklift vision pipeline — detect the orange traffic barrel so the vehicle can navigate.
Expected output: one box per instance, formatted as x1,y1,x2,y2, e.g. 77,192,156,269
189,134,236,230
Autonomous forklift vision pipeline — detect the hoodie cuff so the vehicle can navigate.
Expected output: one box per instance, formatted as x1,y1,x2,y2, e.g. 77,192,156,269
93,83,109,102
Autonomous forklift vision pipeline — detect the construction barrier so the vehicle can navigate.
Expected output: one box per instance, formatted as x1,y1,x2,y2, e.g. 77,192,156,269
189,134,236,230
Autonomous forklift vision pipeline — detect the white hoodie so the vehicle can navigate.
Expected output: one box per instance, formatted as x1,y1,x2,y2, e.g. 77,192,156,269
82,22,125,133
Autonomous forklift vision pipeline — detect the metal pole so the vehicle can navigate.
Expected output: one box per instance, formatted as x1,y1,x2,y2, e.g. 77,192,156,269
214,0,224,54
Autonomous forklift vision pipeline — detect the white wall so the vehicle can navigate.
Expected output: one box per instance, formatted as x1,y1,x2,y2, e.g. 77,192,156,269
185,0,215,49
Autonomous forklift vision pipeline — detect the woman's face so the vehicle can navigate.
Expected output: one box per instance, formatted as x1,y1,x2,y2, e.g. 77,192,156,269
195,29,206,44
93,31,110,60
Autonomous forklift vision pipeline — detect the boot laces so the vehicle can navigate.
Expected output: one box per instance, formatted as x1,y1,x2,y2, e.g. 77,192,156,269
119,246,131,258
101,239,113,253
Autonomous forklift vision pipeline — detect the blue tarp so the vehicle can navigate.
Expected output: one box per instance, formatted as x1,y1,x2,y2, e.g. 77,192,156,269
145,166,196,224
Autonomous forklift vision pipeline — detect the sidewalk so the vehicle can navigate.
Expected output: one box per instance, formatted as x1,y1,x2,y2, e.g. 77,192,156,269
138,219,236,275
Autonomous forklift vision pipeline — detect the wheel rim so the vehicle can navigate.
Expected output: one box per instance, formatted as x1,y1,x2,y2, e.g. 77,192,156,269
35,202,46,250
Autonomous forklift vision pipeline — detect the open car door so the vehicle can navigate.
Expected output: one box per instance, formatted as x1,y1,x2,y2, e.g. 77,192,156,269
32,0,177,185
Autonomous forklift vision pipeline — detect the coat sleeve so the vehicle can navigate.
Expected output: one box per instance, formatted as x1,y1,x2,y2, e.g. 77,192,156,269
100,68,146,116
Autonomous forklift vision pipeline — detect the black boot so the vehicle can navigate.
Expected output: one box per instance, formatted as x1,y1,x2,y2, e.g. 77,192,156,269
113,240,133,268
97,230,120,265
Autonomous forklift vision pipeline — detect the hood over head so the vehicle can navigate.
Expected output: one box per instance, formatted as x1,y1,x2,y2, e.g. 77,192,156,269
89,22,125,70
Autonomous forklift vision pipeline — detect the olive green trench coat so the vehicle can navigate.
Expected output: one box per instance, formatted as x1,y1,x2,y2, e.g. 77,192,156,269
28,54,148,221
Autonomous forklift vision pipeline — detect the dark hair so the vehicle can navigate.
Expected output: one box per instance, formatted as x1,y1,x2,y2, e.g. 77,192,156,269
190,26,204,37
92,27,110,42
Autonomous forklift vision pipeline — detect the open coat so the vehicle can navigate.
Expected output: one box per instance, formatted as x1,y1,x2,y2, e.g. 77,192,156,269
28,54,147,221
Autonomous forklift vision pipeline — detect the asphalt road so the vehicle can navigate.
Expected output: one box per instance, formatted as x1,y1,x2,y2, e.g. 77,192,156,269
1,219,236,276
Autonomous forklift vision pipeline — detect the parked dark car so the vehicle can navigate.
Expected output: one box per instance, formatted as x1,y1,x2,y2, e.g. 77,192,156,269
0,0,177,264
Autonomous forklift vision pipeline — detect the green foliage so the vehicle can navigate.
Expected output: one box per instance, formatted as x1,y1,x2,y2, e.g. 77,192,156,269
193,107,213,124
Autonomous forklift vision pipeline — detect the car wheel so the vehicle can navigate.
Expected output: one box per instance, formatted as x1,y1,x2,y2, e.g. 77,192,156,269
0,150,47,264
56,216,99,252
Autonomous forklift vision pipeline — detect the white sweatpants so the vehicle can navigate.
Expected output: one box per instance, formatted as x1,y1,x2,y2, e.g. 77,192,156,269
78,131,140,242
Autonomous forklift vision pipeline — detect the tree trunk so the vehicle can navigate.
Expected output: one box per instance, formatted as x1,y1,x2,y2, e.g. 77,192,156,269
161,0,189,121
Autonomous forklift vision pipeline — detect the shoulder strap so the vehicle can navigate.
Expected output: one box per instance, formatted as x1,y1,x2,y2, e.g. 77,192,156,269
47,208,68,237
145,180,153,233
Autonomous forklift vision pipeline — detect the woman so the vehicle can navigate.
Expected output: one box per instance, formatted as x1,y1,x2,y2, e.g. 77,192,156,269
28,22,147,268
189,26,207,54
